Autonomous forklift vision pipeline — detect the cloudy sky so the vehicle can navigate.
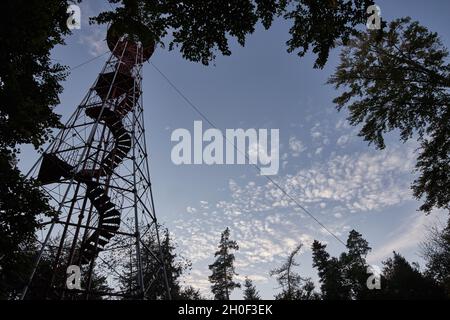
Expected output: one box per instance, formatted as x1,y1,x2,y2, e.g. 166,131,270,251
19,0,450,298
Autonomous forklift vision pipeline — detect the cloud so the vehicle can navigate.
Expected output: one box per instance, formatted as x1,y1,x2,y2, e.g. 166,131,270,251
289,136,306,157
186,206,197,214
175,142,418,258
78,26,108,56
182,269,213,297
337,134,351,147
199,201,209,210
368,211,447,264
171,132,419,295
235,274,269,283
310,123,323,140
310,122,330,146
223,144,416,214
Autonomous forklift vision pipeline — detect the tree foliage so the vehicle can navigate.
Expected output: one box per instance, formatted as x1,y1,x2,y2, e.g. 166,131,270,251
328,17,450,213
119,229,191,299
271,243,303,299
312,229,449,300
179,285,204,300
312,230,373,300
243,277,261,300
283,0,375,68
312,240,350,299
381,252,445,299
93,0,374,68
208,227,240,300
0,238,111,300
2,0,450,301
421,219,450,297
0,0,71,296
0,0,69,150
270,243,319,300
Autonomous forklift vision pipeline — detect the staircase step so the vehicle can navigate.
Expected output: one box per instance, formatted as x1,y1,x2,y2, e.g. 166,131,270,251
92,194,110,206
87,188,103,199
102,224,120,232
98,202,114,212
102,209,121,219
101,217,121,226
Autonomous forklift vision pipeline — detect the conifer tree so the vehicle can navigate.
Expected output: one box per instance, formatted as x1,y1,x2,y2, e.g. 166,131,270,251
243,277,261,300
208,227,240,300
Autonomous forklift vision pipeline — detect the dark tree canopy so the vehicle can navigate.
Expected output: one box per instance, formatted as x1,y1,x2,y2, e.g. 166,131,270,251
283,0,375,68
339,230,372,299
312,229,449,300
0,238,111,300
119,229,190,300
312,240,350,299
421,219,450,297
270,243,319,300
0,0,70,289
179,285,204,300
312,230,374,300
208,227,240,300
243,277,261,300
93,0,374,68
271,243,302,299
0,162,56,290
381,252,445,299
328,17,450,213
0,0,68,150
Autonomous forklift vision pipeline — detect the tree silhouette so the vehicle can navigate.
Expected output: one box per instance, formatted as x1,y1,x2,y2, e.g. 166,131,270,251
381,252,445,299
0,0,70,292
208,227,240,300
283,0,375,68
270,244,303,299
93,0,374,68
179,285,204,300
421,218,450,297
243,277,261,300
270,243,319,300
328,17,450,213
119,229,190,299
340,230,373,299
0,238,111,300
312,230,375,300
312,240,350,300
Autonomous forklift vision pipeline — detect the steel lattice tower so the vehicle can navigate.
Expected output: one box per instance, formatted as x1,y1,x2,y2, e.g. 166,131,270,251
21,22,171,300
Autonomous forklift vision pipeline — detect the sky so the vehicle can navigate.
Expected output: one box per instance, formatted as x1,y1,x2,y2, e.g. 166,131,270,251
18,0,450,299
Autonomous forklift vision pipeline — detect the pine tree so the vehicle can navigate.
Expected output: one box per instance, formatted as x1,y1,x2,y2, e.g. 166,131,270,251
119,229,190,299
179,285,204,300
208,227,240,300
243,278,261,300
339,230,373,299
421,218,450,297
312,240,352,300
381,252,446,299
270,243,318,300
328,18,450,213
312,230,375,300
